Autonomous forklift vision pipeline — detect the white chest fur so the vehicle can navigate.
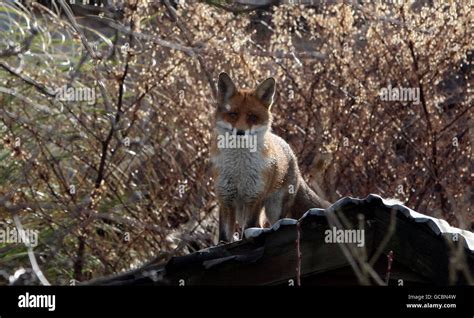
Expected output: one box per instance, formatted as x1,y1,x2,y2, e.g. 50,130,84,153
212,145,269,205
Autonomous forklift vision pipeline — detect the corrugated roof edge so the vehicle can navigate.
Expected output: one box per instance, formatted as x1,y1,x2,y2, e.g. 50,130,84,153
244,194,474,252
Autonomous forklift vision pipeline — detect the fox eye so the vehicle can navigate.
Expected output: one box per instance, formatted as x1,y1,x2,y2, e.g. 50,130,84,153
228,112,238,120
248,114,258,123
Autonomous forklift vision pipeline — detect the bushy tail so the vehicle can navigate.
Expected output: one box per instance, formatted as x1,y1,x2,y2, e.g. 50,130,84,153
291,179,331,219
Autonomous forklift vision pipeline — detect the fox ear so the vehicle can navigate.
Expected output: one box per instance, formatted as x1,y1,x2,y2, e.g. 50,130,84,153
255,77,276,108
217,72,236,103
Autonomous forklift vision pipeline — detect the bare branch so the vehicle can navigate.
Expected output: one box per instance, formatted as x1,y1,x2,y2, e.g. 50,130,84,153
12,213,51,286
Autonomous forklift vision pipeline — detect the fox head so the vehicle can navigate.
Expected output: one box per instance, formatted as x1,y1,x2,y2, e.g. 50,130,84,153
214,72,276,137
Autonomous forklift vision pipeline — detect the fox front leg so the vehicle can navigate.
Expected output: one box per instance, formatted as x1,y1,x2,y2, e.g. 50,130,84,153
218,205,236,243
239,202,264,240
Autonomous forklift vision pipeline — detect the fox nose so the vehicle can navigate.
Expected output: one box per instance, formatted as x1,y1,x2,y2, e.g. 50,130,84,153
236,130,245,136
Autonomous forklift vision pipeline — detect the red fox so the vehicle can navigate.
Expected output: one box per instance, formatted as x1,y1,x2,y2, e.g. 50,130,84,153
211,73,330,242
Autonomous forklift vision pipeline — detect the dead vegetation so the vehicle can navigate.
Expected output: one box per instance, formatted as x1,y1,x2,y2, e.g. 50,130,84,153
0,0,471,284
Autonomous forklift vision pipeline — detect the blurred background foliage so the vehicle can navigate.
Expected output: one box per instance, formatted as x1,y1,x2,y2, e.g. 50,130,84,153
0,0,472,284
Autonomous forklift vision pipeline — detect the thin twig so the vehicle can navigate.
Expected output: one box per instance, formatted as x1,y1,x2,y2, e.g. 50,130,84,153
295,221,302,286
369,208,397,266
12,213,50,286
0,61,56,97
163,0,217,99
57,0,99,59
385,250,394,285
